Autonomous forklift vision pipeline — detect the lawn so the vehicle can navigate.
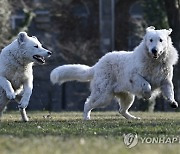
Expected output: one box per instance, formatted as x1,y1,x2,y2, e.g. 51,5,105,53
0,111,179,154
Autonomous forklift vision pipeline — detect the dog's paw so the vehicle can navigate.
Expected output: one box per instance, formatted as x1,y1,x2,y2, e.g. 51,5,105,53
23,117,29,122
21,115,29,122
142,82,151,99
142,91,151,99
83,115,91,120
19,108,29,122
128,116,141,120
170,101,178,109
142,88,152,99
135,117,141,120
6,92,16,100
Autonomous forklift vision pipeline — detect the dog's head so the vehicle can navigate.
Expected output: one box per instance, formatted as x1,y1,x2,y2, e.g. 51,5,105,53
17,32,52,64
144,26,172,59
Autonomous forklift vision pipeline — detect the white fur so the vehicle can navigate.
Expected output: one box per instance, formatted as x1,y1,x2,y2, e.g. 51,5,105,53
51,27,178,120
0,32,51,122
50,64,93,85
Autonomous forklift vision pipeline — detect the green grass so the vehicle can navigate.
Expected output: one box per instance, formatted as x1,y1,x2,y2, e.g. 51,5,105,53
0,111,180,154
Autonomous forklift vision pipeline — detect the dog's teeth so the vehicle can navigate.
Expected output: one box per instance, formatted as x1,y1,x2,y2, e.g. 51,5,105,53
33,55,45,63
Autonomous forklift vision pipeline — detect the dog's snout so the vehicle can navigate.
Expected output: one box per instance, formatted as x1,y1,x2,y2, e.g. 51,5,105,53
151,48,157,54
47,51,52,56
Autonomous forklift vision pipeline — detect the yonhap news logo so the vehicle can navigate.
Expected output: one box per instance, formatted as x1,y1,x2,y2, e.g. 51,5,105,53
123,133,180,148
123,133,138,148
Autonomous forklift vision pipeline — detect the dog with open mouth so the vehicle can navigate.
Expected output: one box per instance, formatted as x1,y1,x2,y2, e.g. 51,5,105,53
0,32,51,121
50,26,178,120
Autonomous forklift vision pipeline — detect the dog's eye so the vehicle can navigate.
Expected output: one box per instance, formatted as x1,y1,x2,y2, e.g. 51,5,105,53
159,38,163,42
34,45,38,48
150,39,153,42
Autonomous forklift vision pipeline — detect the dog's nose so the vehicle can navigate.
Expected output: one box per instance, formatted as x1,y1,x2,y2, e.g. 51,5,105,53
151,48,157,54
47,51,52,56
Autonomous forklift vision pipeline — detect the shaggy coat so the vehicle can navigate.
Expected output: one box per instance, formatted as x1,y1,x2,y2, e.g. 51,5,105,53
0,32,51,121
51,27,178,120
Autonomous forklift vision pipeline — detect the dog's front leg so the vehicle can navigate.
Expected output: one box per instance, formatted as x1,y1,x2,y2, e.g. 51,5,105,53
161,80,178,108
0,76,15,100
18,80,33,122
131,74,152,99
18,80,33,109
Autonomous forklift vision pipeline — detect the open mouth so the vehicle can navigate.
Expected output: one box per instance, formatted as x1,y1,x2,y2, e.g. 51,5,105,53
33,55,45,64
152,54,158,59
153,55,158,59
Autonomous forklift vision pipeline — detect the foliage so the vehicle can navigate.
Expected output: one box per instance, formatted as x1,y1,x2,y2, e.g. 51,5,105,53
142,0,169,29
0,0,36,48
49,0,100,64
0,0,11,48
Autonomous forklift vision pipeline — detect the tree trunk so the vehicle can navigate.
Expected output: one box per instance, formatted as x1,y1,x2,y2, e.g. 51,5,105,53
164,0,180,50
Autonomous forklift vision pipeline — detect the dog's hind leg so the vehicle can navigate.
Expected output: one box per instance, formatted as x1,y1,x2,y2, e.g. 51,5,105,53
83,97,92,120
19,108,29,122
15,95,29,122
83,70,114,120
0,90,9,119
84,84,114,120
116,92,140,119
83,92,113,120
84,96,112,120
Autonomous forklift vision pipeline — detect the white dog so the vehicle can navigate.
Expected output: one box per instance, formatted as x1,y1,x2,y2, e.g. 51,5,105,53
50,26,178,120
0,32,51,121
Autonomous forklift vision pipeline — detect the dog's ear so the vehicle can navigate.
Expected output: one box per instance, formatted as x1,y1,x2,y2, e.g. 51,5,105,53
167,28,172,35
18,32,28,45
146,26,155,33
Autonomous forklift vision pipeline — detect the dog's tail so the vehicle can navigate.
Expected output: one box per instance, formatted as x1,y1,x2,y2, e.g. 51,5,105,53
50,64,94,85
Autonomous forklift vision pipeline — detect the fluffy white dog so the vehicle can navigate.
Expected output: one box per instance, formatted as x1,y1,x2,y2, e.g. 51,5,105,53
0,32,51,121
50,26,178,120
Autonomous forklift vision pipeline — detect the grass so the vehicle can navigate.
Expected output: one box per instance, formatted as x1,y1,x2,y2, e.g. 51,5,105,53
0,111,180,154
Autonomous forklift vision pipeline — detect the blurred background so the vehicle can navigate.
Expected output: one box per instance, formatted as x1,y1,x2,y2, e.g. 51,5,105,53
0,0,179,112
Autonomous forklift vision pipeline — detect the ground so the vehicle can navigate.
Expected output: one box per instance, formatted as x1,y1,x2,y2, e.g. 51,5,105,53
0,111,179,154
